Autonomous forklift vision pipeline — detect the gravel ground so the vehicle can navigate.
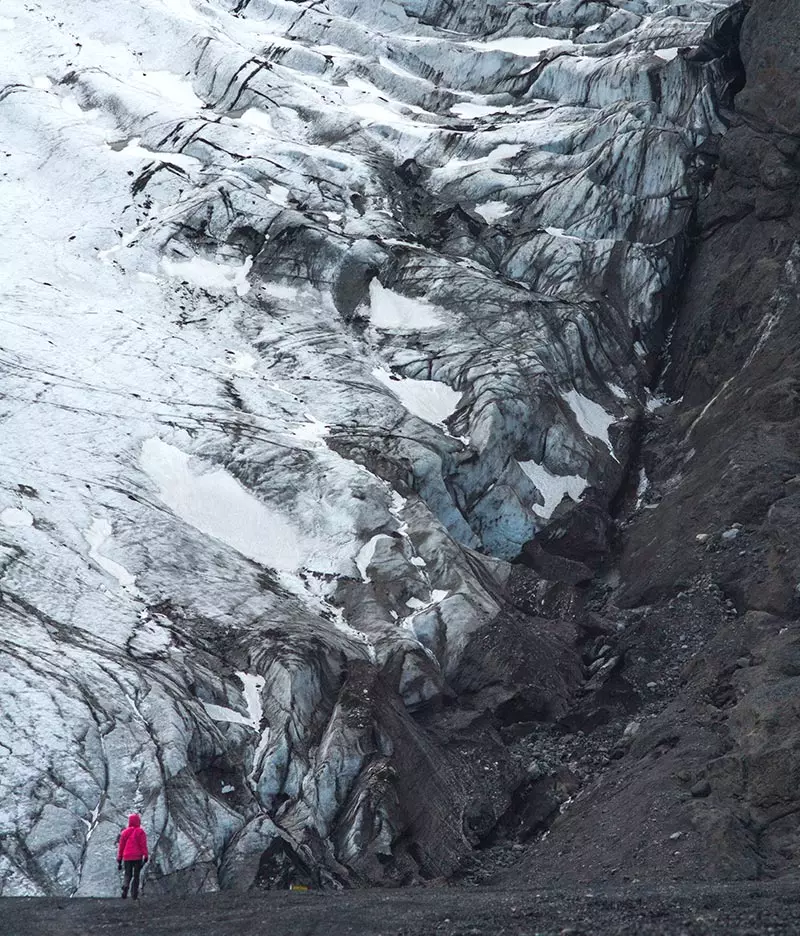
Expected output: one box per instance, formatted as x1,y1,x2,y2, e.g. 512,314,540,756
6,883,800,936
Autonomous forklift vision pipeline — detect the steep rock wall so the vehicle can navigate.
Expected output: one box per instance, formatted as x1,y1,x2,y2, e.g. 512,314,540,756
504,0,800,886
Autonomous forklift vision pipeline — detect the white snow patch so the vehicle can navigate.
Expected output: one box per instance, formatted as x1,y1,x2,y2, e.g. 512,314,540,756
108,137,200,172
341,75,438,129
252,727,272,781
450,102,512,119
121,689,146,724
608,383,628,400
465,36,574,57
430,144,523,188
224,350,257,372
203,702,253,728
237,107,274,131
544,227,585,242
140,437,305,571
350,98,403,128
564,388,617,457
406,589,449,612
292,413,329,443
83,801,102,843
447,143,523,173
236,672,265,731
0,16,16,29
686,376,734,436
635,467,649,510
378,56,419,80
203,671,269,740
261,282,299,301
474,200,512,223
646,393,671,412
355,533,391,582
129,616,172,656
1,507,33,527
368,279,446,330
409,556,426,568
267,382,299,401
653,47,680,62
133,70,204,109
267,184,290,207
388,491,409,537
83,518,140,592
373,368,461,428
221,784,235,794
161,255,253,296
390,491,407,515
518,461,588,519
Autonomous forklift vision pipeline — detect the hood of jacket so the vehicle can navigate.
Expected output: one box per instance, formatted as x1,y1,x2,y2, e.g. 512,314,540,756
127,813,141,828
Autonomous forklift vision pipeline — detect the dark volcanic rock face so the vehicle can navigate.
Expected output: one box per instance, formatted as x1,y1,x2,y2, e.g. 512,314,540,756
3,0,794,900
620,0,800,616
498,0,800,888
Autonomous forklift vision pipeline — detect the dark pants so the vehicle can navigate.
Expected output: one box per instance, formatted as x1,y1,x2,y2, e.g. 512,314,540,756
122,859,144,899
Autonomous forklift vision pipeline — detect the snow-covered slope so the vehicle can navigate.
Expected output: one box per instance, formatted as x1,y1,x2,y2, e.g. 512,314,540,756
1,0,735,895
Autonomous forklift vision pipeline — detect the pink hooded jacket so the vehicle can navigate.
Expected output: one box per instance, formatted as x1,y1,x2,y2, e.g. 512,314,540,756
117,814,148,862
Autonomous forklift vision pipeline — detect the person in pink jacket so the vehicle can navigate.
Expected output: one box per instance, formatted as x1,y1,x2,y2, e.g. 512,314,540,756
116,813,149,899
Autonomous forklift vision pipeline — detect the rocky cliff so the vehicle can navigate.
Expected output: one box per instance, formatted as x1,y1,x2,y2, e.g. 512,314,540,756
2,0,793,897
502,0,800,886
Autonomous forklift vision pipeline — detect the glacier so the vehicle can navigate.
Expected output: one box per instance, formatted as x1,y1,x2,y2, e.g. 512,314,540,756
0,0,743,895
